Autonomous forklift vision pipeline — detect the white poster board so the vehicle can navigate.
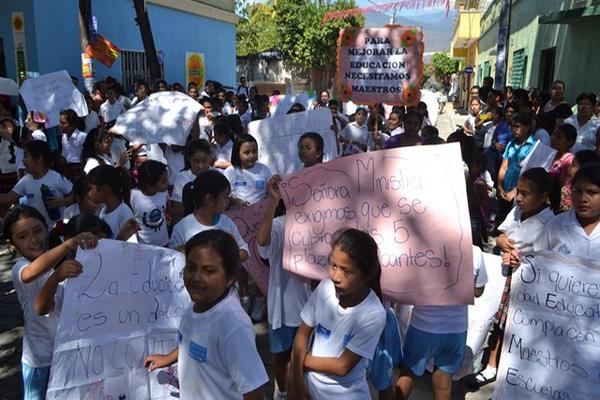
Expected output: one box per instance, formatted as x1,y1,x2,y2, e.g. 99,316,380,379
493,252,600,399
112,91,201,146
19,70,88,127
521,140,557,173
270,92,310,116
47,240,187,399
248,108,338,176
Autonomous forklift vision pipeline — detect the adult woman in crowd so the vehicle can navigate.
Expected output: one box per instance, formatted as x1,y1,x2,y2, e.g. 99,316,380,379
537,80,573,133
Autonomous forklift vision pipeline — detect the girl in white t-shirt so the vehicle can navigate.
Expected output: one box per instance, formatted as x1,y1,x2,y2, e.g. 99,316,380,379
224,134,272,206
289,228,386,399
130,160,170,246
2,205,98,398
144,230,268,399
87,165,136,240
212,122,234,170
170,139,212,225
0,140,74,228
81,128,130,174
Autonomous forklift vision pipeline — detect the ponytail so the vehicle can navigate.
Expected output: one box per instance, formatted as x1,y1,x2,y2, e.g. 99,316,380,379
87,165,133,204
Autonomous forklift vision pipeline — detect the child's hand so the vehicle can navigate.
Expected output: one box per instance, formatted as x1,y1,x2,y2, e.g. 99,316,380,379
67,232,99,251
267,176,283,202
116,149,133,167
116,219,141,241
56,260,83,282
496,235,515,254
45,195,65,208
144,354,171,372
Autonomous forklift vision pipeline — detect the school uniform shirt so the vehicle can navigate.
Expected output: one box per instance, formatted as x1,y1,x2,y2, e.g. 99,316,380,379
501,134,537,192
301,279,386,398
83,155,113,174
12,170,73,227
212,140,234,164
98,202,134,239
99,99,126,123
130,189,169,246
170,168,221,203
177,290,269,399
257,217,311,329
236,109,252,127
85,110,100,132
163,146,185,183
224,163,272,205
118,95,132,110
388,126,404,136
409,246,488,335
111,136,130,170
338,122,370,155
61,129,88,164
533,128,551,145
565,115,600,153
63,203,81,224
11,258,63,367
534,209,600,260
169,213,249,251
498,206,554,254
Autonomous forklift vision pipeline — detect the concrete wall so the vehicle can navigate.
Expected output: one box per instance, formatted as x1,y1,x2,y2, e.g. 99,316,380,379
1,0,236,89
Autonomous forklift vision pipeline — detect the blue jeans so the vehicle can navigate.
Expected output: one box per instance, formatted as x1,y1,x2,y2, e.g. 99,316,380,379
22,363,50,400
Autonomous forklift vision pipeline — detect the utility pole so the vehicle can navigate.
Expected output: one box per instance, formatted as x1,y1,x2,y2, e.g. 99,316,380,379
493,0,511,90
133,0,162,89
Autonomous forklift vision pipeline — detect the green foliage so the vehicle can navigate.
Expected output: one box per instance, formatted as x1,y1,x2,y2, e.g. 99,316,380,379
430,52,458,81
236,3,278,56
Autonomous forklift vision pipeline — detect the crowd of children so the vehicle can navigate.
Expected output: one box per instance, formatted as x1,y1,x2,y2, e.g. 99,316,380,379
0,74,599,400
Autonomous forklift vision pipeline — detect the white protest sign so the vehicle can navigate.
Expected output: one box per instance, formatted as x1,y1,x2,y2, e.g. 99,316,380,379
112,91,201,146
270,92,310,116
521,140,557,173
47,240,187,399
19,70,88,127
493,252,600,400
248,108,338,176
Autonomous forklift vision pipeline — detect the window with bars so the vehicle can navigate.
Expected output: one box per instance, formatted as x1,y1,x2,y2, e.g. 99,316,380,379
120,49,164,93
511,49,527,89
483,61,491,80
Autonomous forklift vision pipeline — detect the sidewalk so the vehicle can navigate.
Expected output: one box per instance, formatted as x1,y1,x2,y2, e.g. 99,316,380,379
436,103,468,140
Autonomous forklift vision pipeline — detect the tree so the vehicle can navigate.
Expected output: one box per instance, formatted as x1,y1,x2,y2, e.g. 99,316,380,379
236,3,278,56
430,52,458,81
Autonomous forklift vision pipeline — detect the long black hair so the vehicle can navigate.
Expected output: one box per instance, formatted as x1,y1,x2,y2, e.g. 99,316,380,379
182,170,230,215
87,165,132,204
230,134,258,169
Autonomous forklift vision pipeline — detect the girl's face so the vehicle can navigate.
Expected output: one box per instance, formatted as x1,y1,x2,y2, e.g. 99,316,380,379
512,121,530,142
320,91,330,104
87,184,105,204
106,90,117,103
550,129,572,153
515,178,548,215
239,141,258,169
214,188,231,213
470,100,481,115
59,115,75,134
155,171,170,193
95,136,112,155
78,192,98,214
215,132,229,147
355,110,367,126
9,217,48,261
329,246,367,297
190,151,210,176
404,115,421,136
184,245,233,311
298,138,322,168
387,113,401,130
571,179,600,220
505,106,516,123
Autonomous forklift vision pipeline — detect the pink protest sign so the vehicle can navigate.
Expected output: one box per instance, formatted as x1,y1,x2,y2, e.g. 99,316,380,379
337,26,424,106
280,144,474,305
226,199,270,295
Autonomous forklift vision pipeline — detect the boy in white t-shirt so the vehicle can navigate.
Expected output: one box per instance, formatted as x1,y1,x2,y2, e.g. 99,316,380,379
99,87,126,126
396,245,488,400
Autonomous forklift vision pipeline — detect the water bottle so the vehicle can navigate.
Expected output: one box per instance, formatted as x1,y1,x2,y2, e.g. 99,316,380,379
40,184,61,221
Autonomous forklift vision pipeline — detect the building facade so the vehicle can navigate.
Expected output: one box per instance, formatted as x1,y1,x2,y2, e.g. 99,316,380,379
0,0,237,92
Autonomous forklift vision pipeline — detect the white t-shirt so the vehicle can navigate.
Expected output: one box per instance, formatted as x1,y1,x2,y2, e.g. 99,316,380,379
99,99,126,123
339,122,370,155
164,146,185,183
12,170,73,227
118,95,132,110
212,140,233,164
83,155,113,174
85,110,100,132
498,206,555,255
177,290,269,399
565,115,600,153
11,259,62,367
98,202,134,239
534,209,600,260
301,279,386,398
169,213,249,251
61,129,87,163
257,217,311,329
533,128,551,145
171,169,196,203
223,163,272,205
31,129,47,142
129,189,169,246
409,245,488,334
111,136,130,170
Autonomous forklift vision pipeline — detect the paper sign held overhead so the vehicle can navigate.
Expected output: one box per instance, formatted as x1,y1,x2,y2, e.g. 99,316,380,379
336,26,424,106
279,143,474,305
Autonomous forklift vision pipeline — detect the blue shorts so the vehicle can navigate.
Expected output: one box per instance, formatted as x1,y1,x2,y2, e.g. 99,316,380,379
402,326,467,376
369,308,404,391
22,363,50,400
269,325,298,354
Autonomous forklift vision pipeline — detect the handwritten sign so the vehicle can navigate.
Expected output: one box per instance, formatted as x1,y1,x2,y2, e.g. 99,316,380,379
47,240,187,399
226,199,271,295
336,26,424,106
248,108,338,176
112,91,201,146
493,252,600,400
19,70,88,127
280,143,473,305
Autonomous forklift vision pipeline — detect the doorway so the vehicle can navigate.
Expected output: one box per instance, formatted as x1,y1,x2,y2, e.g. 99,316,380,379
538,47,556,93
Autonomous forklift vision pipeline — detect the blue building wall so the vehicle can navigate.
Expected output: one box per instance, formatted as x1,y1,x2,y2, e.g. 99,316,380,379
1,0,236,89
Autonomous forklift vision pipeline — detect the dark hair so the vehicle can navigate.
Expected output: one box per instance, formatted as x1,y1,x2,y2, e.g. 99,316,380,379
519,167,557,209
554,124,577,145
504,101,519,113
421,125,439,138
331,228,382,300
185,229,240,278
23,140,52,168
328,99,340,108
60,109,79,127
513,89,530,107
576,92,597,107
184,139,211,170
183,170,230,214
225,114,244,138
231,134,258,169
447,129,476,166
2,205,48,242
367,113,385,132
471,151,487,168
574,150,600,166
572,163,600,188
404,109,424,125
504,86,514,94
87,165,132,203
490,89,502,99
156,79,168,89
137,160,167,190
287,103,306,114
81,128,110,164
470,85,480,91
187,82,198,90
512,111,533,127
298,132,325,162
64,214,112,240
171,82,185,93
213,122,232,140
552,80,566,90
72,176,91,199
